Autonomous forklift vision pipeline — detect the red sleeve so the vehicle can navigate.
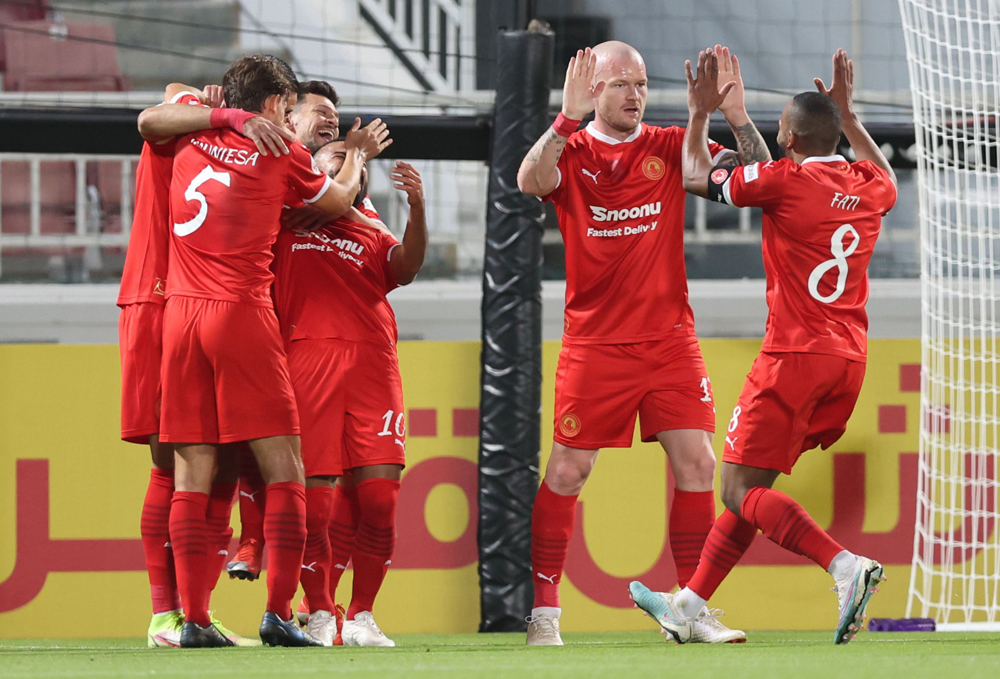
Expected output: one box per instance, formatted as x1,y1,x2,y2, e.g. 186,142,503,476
169,91,204,107
286,145,332,204
359,194,381,221
855,161,898,215
716,160,789,209
708,138,734,164
379,228,402,291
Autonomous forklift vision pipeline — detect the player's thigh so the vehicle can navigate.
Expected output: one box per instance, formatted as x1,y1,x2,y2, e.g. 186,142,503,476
201,301,299,443
803,357,866,452
248,434,304,485
288,339,348,478
174,443,218,493
159,297,219,444
342,344,407,471
638,334,716,441
119,302,165,444
722,353,817,475
553,342,645,449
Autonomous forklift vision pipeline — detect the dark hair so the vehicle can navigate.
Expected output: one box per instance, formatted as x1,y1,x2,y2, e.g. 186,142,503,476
222,54,300,113
298,80,340,107
788,91,843,154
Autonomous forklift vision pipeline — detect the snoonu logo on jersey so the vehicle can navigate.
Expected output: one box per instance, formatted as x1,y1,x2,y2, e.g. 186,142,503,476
589,202,662,223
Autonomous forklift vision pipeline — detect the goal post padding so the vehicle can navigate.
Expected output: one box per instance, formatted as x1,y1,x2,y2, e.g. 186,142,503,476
899,0,1000,630
477,27,553,633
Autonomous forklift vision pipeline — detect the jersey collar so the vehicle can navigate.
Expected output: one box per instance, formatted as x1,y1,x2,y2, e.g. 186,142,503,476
801,154,847,164
584,121,643,145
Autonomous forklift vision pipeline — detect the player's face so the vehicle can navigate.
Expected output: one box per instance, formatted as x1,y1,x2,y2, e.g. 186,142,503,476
291,93,340,153
317,141,368,207
593,55,647,133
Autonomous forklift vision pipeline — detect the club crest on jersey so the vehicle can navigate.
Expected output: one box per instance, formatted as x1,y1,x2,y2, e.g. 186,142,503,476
559,413,581,438
642,155,665,181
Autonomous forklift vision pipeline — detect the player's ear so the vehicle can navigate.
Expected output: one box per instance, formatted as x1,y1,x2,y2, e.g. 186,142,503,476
262,93,282,116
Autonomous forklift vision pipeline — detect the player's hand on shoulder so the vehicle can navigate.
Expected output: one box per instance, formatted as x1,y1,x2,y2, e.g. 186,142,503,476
346,117,393,161
814,49,854,117
562,47,603,120
241,116,297,157
685,48,737,116
280,204,328,232
390,161,424,208
201,84,224,109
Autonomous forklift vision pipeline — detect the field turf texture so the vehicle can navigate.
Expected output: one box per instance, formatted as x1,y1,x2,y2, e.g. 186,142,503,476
3,631,1000,679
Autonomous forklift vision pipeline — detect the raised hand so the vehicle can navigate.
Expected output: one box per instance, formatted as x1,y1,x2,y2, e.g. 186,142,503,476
390,161,424,208
815,48,854,116
562,47,605,119
713,45,746,118
202,84,224,109
685,48,736,117
345,117,393,161
242,116,297,156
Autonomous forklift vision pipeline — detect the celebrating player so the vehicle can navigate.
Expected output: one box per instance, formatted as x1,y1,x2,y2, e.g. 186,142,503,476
270,140,427,646
140,54,390,647
629,49,895,645
122,82,293,647
516,42,769,645
290,80,341,152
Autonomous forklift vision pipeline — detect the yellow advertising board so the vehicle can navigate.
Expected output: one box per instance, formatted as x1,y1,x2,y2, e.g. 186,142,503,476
0,339,921,638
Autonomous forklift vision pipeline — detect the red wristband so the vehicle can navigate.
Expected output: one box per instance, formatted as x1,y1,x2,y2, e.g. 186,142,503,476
209,107,256,135
552,112,582,138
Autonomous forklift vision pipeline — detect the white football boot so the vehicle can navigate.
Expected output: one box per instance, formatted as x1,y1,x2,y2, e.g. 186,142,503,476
689,607,747,643
305,609,337,647
833,556,885,645
525,610,564,646
341,611,396,647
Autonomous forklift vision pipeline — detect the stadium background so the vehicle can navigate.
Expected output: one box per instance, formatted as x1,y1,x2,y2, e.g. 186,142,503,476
0,0,925,638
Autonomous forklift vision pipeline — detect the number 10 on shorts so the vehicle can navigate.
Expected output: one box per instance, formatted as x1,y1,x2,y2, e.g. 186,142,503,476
378,409,406,437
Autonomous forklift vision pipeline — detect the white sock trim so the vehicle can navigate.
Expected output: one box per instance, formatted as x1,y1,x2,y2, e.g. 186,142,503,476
828,550,856,581
530,606,561,618
675,587,706,619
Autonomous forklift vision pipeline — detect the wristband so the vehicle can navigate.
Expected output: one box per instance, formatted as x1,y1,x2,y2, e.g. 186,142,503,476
552,112,582,138
209,107,256,135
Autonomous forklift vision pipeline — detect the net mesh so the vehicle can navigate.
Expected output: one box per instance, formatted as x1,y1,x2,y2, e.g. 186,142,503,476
899,0,1000,630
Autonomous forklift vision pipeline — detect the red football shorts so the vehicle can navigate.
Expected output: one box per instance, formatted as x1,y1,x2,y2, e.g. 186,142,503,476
159,296,299,444
119,302,164,444
287,338,406,477
722,351,866,474
553,334,716,449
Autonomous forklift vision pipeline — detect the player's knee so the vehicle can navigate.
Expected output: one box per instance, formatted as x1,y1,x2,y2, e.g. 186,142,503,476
670,448,716,488
545,461,590,495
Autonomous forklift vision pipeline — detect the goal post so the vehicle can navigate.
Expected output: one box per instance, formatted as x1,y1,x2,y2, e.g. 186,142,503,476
899,0,1000,631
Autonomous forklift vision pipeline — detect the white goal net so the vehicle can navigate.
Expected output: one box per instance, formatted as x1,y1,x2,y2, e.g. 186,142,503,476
899,0,1000,630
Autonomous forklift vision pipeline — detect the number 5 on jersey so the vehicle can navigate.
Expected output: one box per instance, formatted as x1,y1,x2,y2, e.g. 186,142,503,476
174,165,232,237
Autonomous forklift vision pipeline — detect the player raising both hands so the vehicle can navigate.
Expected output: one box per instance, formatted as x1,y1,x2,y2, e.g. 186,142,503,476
630,49,895,646
517,42,769,646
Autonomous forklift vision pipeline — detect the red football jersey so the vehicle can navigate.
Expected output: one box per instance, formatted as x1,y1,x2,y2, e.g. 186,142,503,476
718,155,897,360
547,123,729,344
117,91,201,307
167,130,331,306
271,216,400,346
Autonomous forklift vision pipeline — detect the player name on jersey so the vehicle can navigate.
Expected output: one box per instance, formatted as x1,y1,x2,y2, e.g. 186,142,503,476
188,138,260,166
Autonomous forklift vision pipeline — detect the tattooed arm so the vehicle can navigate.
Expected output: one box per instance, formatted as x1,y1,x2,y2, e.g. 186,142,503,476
713,45,772,165
518,47,603,196
517,128,568,196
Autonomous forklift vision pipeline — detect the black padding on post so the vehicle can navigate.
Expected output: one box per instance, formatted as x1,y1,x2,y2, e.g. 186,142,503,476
477,28,553,633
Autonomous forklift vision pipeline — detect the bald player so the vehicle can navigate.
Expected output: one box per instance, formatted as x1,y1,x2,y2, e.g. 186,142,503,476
517,41,770,645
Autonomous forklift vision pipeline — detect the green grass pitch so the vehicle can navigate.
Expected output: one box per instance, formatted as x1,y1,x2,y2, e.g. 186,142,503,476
3,631,1000,679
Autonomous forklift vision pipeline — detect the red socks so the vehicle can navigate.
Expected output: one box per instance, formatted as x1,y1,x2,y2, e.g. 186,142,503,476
530,480,578,609
347,478,400,619
263,481,308,619
302,486,336,613
141,468,180,614
741,486,844,569
168,490,211,626
669,489,716,589
687,509,757,600
328,483,360,602
238,453,266,545
205,482,237,593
